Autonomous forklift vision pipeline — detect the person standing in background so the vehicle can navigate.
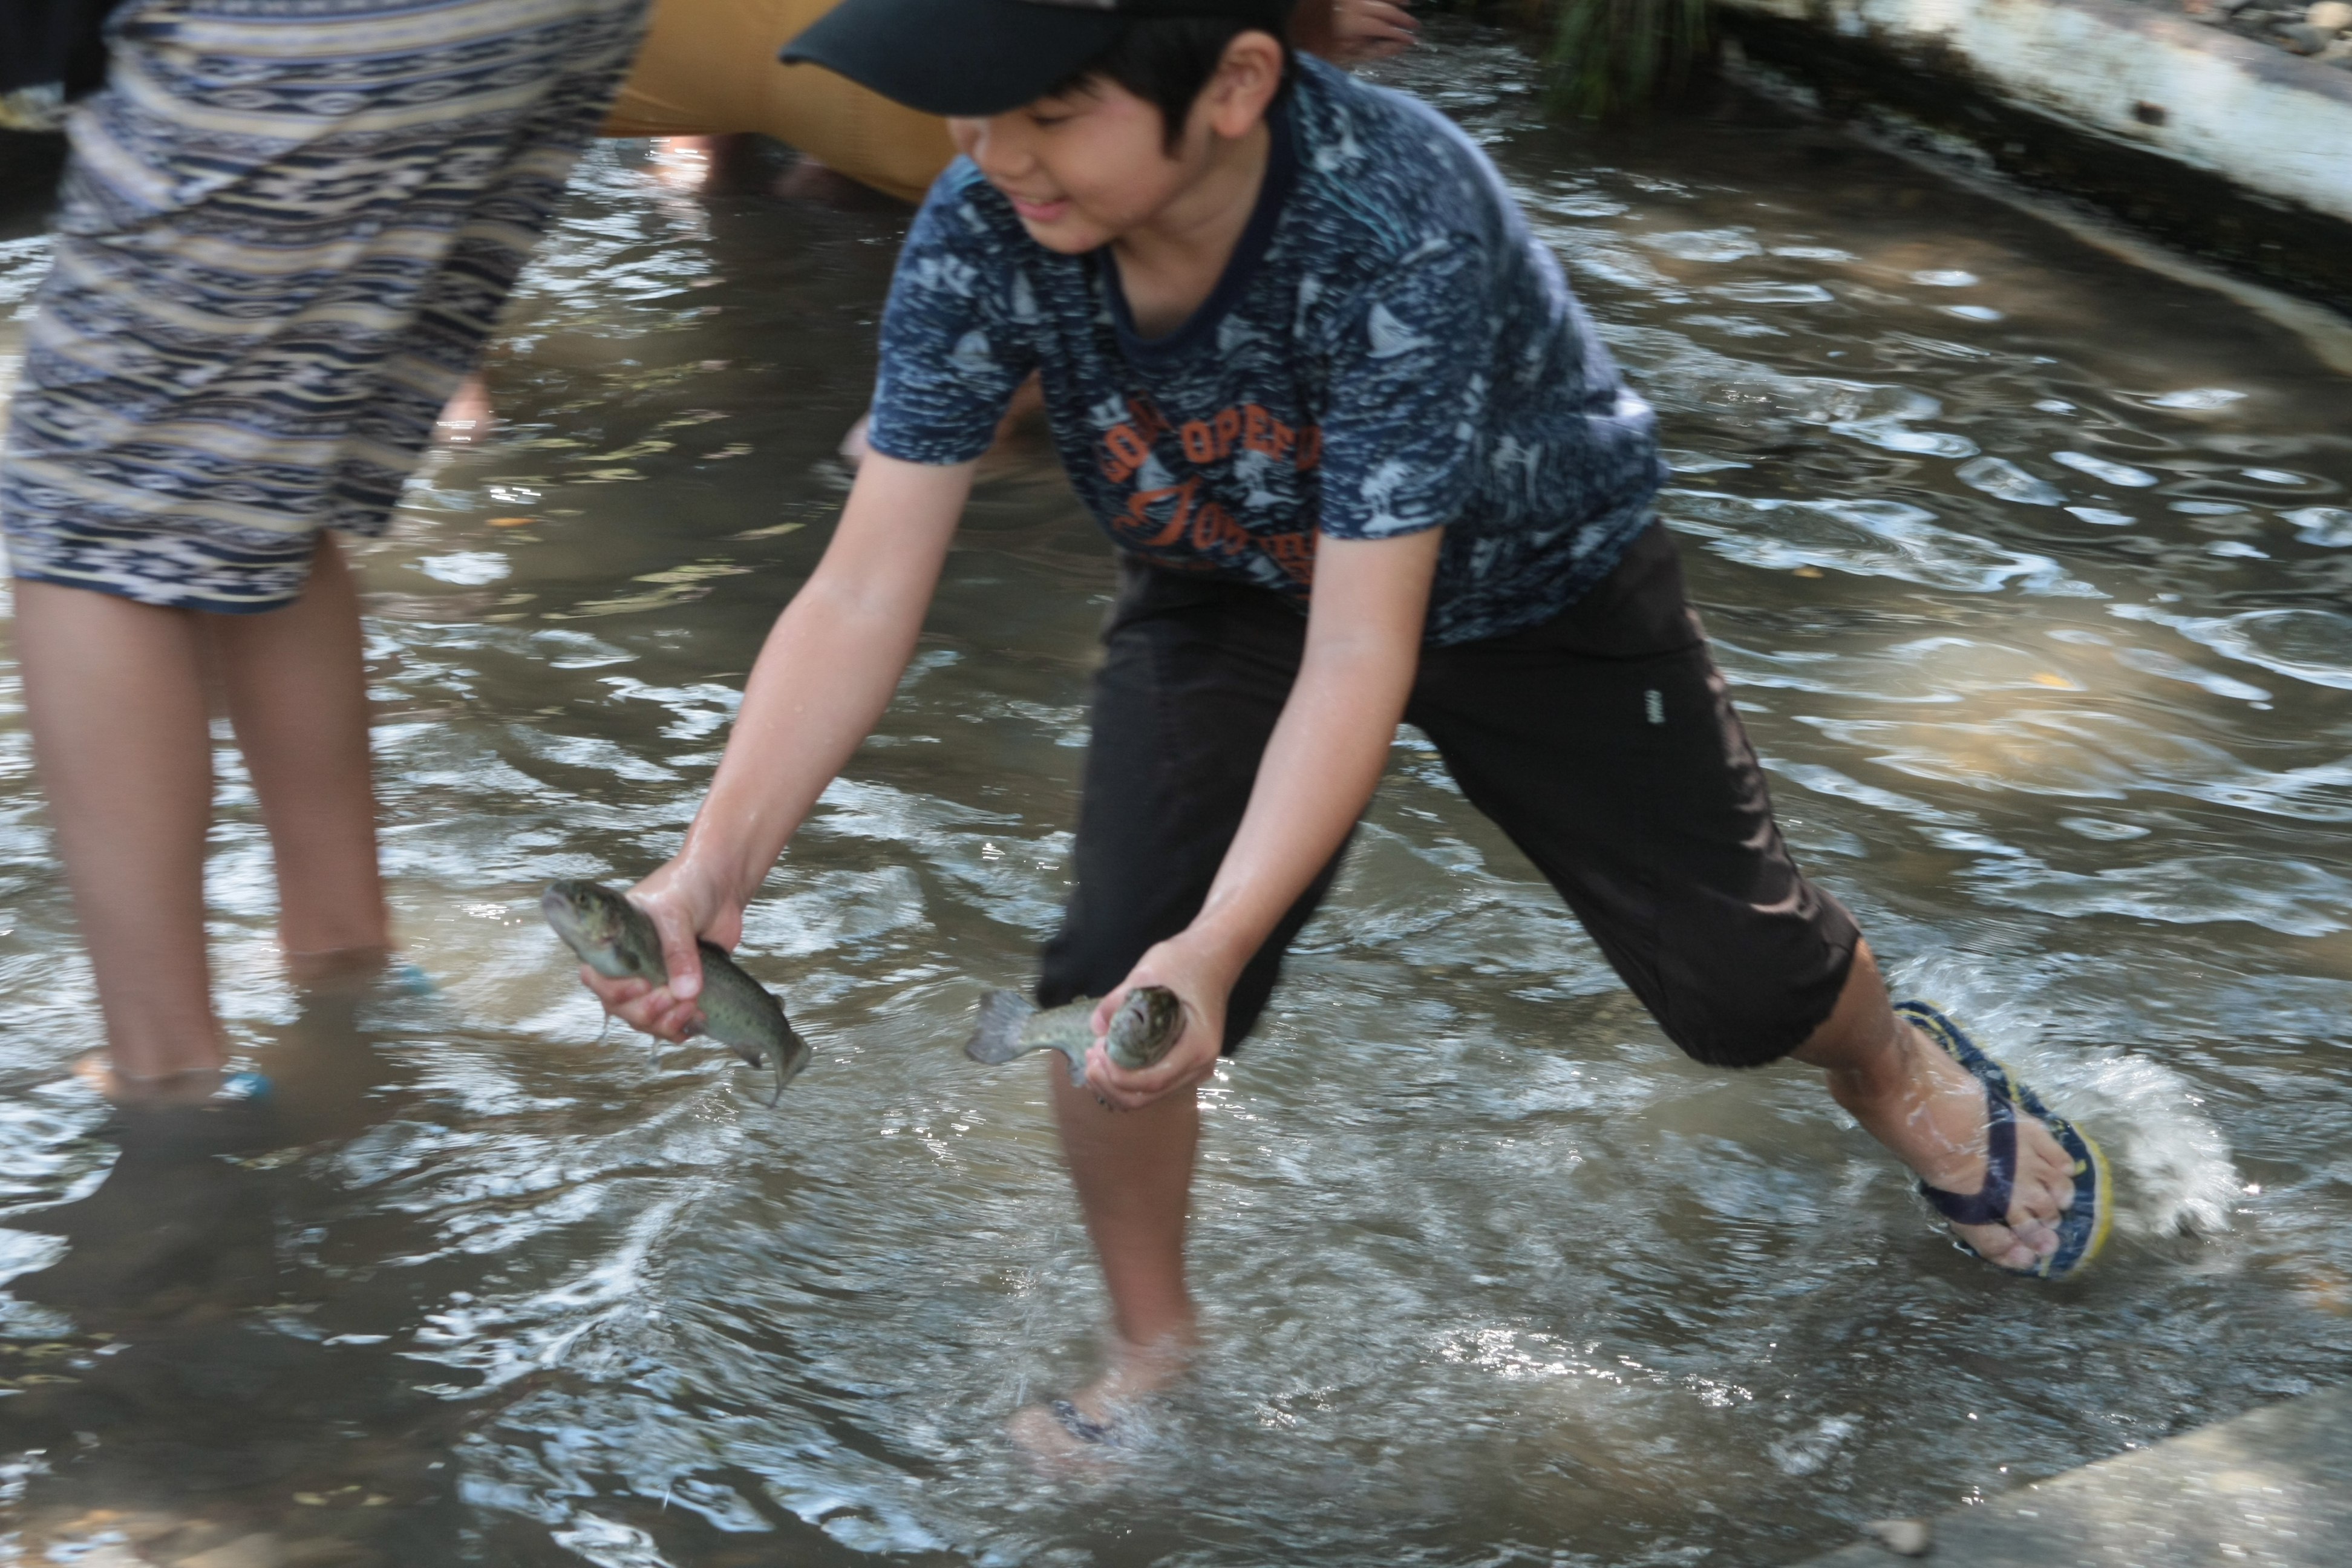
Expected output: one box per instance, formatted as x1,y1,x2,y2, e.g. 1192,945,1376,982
2,0,653,1105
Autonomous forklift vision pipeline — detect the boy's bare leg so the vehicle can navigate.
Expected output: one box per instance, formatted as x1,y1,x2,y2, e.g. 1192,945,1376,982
208,534,390,979
15,580,223,1091
1792,939,2077,1271
1011,1065,1201,1451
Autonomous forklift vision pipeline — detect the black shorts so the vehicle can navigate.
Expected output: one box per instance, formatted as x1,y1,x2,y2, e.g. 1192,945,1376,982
1036,521,1861,1070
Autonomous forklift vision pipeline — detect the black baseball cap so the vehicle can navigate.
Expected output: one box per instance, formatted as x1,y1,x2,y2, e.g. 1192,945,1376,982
782,0,1294,119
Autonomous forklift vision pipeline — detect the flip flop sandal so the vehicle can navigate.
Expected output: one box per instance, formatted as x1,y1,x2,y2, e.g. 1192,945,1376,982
383,960,437,998
1896,1001,2112,1280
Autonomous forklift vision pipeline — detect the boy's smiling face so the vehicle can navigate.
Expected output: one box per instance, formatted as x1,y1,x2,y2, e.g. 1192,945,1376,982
949,78,1188,254
946,30,1285,257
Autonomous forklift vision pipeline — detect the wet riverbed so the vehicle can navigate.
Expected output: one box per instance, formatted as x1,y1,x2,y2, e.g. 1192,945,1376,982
4,24,2352,1568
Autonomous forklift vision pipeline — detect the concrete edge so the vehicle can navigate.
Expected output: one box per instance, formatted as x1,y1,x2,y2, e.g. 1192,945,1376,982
1798,1381,2352,1566
1834,94,2352,374
1711,0,2352,312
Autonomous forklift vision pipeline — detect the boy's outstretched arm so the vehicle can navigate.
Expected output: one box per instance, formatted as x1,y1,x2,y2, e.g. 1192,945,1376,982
1086,527,1445,1108
584,452,976,1039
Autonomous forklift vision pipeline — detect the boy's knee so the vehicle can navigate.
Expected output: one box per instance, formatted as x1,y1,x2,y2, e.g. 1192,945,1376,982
1650,933,1858,1070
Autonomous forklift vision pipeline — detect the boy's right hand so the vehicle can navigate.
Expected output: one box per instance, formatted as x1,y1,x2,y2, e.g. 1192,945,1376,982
1083,933,1240,1111
578,858,746,1044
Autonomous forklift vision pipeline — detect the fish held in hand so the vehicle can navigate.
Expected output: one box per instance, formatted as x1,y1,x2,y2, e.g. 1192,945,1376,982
964,986,1184,1085
541,879,811,1106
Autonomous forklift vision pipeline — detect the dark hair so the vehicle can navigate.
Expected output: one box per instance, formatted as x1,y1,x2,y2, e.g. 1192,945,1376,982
1048,16,1294,154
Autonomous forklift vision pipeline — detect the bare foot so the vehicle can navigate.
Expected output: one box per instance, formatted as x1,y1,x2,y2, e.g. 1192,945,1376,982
650,134,728,192
73,1053,243,1108
283,943,396,994
434,372,491,446
1853,1020,2078,1270
1007,1329,1195,1464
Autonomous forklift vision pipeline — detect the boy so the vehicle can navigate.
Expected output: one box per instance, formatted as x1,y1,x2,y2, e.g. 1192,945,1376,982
584,0,2109,1449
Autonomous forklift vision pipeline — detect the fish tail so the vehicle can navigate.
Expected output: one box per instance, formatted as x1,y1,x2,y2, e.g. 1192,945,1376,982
964,990,1038,1065
766,1029,812,1108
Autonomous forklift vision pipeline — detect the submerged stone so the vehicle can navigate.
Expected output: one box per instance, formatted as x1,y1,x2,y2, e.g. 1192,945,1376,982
1802,1385,2352,1566
1861,1518,1931,1556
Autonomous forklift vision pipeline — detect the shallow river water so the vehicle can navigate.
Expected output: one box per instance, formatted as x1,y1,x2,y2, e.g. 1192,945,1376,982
4,24,2352,1568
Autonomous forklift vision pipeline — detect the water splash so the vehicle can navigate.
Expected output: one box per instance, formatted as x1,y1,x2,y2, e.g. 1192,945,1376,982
1884,956,2243,1241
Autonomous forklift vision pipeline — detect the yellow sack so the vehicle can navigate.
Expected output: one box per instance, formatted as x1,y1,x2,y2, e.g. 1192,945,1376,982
601,0,956,203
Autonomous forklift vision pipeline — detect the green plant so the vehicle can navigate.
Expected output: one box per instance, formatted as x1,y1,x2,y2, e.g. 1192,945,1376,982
1543,0,1710,119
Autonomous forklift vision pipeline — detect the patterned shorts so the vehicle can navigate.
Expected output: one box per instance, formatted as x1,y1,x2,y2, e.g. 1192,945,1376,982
0,0,651,612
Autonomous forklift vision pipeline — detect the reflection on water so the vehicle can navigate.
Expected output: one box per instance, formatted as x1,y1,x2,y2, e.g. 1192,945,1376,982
5,21,2352,1566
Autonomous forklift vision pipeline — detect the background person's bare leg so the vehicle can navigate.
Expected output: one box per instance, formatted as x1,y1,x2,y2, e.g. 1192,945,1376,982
15,538,387,1091
433,372,492,445
15,580,223,1091
209,534,389,980
1010,1065,1201,1454
1792,939,2077,1270
4,0,644,1088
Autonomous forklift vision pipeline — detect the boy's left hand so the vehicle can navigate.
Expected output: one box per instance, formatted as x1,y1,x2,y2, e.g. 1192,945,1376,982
1072,531,1443,1109
1085,937,1237,1109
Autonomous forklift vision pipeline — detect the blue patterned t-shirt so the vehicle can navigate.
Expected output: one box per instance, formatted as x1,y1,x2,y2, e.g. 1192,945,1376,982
866,56,1664,646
